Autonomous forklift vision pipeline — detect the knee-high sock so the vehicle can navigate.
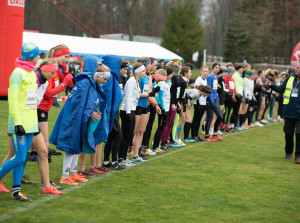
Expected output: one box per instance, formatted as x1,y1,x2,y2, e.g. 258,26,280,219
184,122,191,139
70,154,79,174
62,153,74,178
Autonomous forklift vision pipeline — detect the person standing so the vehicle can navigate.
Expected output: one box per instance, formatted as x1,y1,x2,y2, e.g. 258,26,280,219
266,63,300,164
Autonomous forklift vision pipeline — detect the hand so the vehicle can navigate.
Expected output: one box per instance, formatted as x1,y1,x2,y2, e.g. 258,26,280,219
155,105,162,114
60,62,69,73
266,79,272,86
62,74,73,86
15,125,26,136
187,101,191,109
177,103,181,110
231,95,237,102
171,104,176,111
90,109,102,121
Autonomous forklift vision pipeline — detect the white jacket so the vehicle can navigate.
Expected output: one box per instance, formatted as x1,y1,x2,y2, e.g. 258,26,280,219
120,77,140,114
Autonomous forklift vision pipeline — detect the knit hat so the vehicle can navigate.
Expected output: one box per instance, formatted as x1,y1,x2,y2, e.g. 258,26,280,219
21,42,40,60
228,66,235,73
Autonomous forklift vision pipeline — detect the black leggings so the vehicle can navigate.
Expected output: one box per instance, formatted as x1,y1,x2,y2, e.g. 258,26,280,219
224,100,233,124
119,110,135,160
205,99,223,135
104,110,122,163
230,100,241,126
191,104,207,137
278,93,283,117
142,105,156,148
152,112,169,149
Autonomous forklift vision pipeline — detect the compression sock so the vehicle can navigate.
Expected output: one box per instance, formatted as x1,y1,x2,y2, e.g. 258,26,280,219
62,153,73,178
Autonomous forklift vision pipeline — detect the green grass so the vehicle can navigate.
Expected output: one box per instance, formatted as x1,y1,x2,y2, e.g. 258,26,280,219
0,100,299,223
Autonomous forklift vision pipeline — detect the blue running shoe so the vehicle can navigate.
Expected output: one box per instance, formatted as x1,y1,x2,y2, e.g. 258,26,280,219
132,156,147,162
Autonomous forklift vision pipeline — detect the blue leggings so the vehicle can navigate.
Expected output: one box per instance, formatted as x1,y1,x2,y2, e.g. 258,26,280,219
0,133,33,186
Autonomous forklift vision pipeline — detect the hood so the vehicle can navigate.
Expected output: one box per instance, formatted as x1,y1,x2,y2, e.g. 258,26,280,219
83,55,102,73
102,54,122,77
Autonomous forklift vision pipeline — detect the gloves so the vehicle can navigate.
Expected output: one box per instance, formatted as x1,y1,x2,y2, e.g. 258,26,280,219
15,125,26,136
62,74,73,86
60,62,69,73
148,86,160,97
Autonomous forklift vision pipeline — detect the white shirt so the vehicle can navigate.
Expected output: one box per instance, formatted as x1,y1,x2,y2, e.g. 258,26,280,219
187,89,201,104
156,81,171,112
244,77,254,99
120,77,140,114
194,76,207,105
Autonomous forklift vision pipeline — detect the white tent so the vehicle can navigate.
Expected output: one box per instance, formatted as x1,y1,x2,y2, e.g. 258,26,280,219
23,32,183,61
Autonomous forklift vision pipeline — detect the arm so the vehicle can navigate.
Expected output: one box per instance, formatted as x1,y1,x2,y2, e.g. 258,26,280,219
42,79,65,99
158,90,165,110
269,77,288,93
207,76,214,104
125,80,135,115
8,70,23,126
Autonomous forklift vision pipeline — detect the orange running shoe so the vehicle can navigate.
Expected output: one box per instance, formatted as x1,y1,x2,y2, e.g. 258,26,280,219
60,176,79,186
43,186,63,195
69,173,89,182
0,184,10,193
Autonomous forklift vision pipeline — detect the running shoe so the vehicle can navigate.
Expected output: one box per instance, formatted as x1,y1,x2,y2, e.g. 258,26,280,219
43,186,63,195
132,156,147,162
11,192,32,202
211,135,224,141
123,160,134,167
183,138,196,143
255,121,263,127
40,180,63,190
0,184,10,193
69,173,89,182
89,168,105,174
60,176,79,186
96,166,112,173
175,139,186,146
156,148,166,154
192,136,203,141
296,157,300,164
141,155,150,161
21,175,36,184
240,126,248,130
142,148,155,156
126,159,135,166
111,162,125,170
79,170,96,176
48,148,62,155
201,130,205,135
127,146,134,156
243,124,251,128
260,119,268,124
250,123,255,127
236,126,243,131
219,123,225,130
217,130,224,136
77,172,87,179
285,154,292,159
169,141,183,147
204,137,216,142
102,162,112,168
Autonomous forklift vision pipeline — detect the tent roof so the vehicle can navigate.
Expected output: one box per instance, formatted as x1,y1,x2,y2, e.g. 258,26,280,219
23,32,183,61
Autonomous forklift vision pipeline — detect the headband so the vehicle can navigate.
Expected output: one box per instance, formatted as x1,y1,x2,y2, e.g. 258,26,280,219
140,58,151,67
121,61,129,69
223,69,229,73
134,65,145,74
53,48,70,57
94,72,111,78
40,63,59,72
156,73,166,81
245,71,253,76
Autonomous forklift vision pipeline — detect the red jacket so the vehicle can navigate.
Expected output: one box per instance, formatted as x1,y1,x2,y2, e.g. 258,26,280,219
224,75,236,94
38,70,73,112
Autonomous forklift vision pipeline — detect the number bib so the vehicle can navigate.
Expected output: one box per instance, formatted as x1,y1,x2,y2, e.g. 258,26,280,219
176,87,181,98
229,81,235,90
291,88,298,97
143,84,150,93
213,80,218,90
26,89,37,109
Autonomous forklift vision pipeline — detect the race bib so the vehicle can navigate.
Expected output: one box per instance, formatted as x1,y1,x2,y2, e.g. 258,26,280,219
26,89,37,109
213,80,218,90
143,84,150,93
183,89,187,98
199,96,206,105
291,88,298,97
176,87,181,98
229,81,235,90
166,92,171,104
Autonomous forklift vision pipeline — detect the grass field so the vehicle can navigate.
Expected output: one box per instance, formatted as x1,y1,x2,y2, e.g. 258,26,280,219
0,100,299,223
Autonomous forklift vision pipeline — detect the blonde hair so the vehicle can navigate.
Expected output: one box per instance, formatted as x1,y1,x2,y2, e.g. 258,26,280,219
96,62,110,72
166,61,179,67
200,65,208,71
46,44,69,58
34,58,57,72
220,66,227,71
132,62,144,75
156,69,167,76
